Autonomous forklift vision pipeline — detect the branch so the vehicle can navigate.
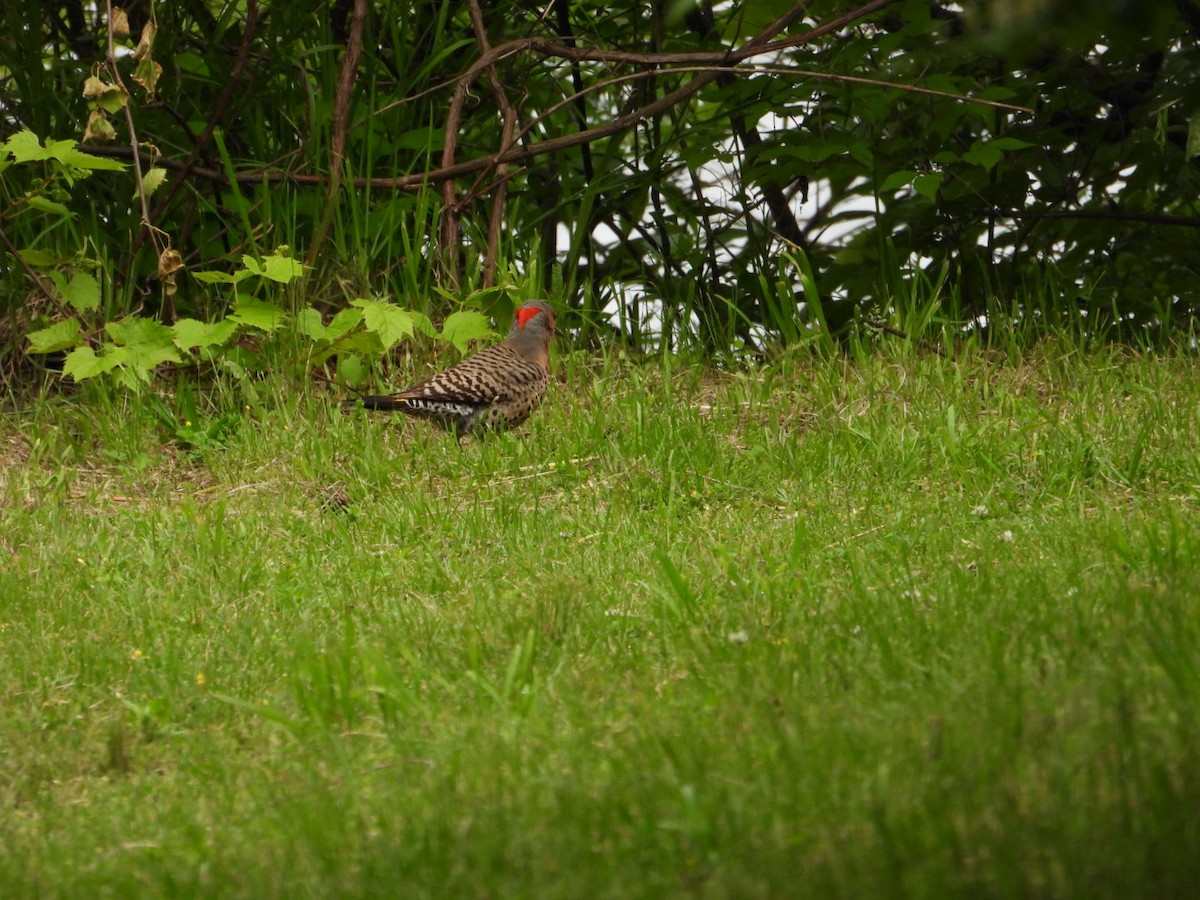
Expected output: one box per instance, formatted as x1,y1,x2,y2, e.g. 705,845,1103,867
81,0,1032,201
0,225,73,319
455,0,520,287
306,0,366,269
144,0,259,235
997,208,1200,228
330,0,366,193
434,0,869,273
451,0,899,78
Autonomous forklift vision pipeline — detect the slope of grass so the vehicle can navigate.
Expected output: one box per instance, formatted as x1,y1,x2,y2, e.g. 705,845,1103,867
2,342,1199,898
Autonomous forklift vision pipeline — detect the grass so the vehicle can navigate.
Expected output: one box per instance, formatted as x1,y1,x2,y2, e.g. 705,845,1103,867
2,340,1199,898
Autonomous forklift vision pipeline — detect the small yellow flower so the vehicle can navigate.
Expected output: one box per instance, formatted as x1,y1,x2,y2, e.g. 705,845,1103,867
131,648,144,660
195,673,206,687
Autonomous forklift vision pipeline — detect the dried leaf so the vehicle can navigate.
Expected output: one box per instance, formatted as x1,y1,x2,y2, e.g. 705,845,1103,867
111,7,130,37
158,248,184,278
133,57,162,97
134,21,156,60
82,71,129,112
82,74,109,99
83,111,117,143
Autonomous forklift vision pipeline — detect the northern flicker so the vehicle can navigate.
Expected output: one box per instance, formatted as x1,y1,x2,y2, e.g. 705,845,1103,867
345,300,556,437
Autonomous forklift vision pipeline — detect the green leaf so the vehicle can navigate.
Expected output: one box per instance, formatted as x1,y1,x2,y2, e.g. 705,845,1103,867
106,316,174,348
138,167,167,199
63,345,128,381
217,357,248,380
988,137,1034,151
409,310,435,337
294,308,326,340
351,299,415,351
172,318,238,350
296,307,362,342
105,317,182,379
326,307,364,340
912,173,943,201
337,354,368,386
847,142,874,167
439,310,494,355
962,138,1032,171
53,146,126,172
229,297,286,332
61,271,101,313
26,196,72,217
175,52,209,76
17,248,59,266
240,255,264,276
962,143,1002,170
879,170,917,192
1187,115,1200,162
260,253,305,284
6,130,51,162
778,138,848,165
112,367,144,390
26,319,82,354
191,269,243,285
331,331,388,356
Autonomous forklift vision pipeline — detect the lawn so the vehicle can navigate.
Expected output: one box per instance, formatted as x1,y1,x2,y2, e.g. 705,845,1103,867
2,343,1199,898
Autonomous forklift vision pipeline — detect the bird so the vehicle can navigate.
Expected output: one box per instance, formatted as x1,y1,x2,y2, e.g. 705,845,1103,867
345,300,556,437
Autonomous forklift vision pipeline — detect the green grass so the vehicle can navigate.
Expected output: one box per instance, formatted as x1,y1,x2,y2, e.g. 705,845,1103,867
2,342,1199,898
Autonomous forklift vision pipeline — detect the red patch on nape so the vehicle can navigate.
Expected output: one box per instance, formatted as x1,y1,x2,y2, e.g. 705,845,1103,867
516,306,543,330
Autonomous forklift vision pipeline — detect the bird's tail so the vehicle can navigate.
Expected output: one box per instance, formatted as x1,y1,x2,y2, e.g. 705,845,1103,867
343,395,407,411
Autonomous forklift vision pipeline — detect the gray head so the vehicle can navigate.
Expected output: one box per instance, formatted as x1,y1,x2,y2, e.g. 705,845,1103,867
505,300,557,366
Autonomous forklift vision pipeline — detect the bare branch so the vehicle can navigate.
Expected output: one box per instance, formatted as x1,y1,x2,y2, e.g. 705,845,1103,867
306,0,366,269
139,0,260,256
998,209,1200,228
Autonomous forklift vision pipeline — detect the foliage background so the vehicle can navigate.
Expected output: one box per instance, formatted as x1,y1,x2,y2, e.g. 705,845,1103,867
1,0,1199,382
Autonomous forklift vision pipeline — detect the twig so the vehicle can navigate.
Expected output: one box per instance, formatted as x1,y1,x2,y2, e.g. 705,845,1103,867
482,468,565,489
434,0,866,270
140,0,260,253
104,0,156,254
85,59,1025,199
0,224,73,318
484,454,600,487
862,319,908,339
306,0,366,269
997,208,1200,228
83,0,1052,218
516,454,598,472
822,523,886,550
468,0,519,286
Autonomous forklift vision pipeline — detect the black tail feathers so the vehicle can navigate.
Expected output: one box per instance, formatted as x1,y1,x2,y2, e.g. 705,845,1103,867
343,395,406,411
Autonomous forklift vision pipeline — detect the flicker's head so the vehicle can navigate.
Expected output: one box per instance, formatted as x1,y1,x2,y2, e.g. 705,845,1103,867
507,300,557,365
